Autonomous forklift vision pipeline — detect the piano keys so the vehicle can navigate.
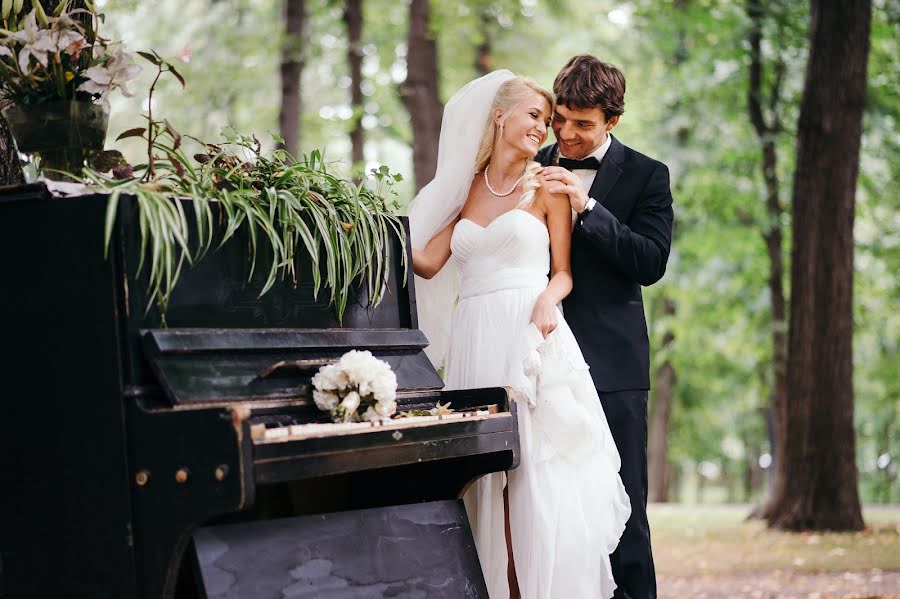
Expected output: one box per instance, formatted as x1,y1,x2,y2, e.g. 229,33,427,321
0,183,519,599
251,409,498,443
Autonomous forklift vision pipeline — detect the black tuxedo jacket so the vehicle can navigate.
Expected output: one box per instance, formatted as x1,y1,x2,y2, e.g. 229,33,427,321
537,136,674,392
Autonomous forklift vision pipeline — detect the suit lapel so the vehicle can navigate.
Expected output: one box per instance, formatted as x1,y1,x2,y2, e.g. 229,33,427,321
587,135,624,206
537,143,558,167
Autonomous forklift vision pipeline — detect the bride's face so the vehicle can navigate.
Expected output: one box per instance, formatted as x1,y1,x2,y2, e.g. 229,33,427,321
496,91,551,157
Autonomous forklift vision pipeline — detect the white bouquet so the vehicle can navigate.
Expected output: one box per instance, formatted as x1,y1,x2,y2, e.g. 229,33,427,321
311,350,398,423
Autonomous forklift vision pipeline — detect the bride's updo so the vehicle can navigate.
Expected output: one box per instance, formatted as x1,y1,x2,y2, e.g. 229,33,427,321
473,76,554,204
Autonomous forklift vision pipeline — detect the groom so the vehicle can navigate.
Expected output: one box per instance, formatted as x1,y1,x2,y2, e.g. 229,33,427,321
538,55,674,598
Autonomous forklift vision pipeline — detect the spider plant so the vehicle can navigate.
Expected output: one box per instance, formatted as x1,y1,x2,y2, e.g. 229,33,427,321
90,124,405,324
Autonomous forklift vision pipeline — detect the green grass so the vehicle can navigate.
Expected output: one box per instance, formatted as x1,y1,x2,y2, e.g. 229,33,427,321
649,503,900,577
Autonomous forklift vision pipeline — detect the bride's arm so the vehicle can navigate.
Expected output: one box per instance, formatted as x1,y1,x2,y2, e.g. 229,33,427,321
412,218,458,279
530,190,574,337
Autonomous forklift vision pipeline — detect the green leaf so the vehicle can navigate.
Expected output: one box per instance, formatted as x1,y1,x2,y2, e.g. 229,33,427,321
103,190,120,259
31,0,48,26
136,195,149,276
137,51,162,66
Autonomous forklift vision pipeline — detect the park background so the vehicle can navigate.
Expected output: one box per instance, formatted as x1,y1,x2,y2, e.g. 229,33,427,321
51,0,900,594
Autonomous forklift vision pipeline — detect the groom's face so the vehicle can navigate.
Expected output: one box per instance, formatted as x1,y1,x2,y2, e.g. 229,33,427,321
551,104,618,159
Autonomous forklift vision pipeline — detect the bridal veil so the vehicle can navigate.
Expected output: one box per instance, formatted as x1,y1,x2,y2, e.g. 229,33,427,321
406,69,515,369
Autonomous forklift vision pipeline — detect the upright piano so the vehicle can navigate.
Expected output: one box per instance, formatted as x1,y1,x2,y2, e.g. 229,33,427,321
0,184,518,598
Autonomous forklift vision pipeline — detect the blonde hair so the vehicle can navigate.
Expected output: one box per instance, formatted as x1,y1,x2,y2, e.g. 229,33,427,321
474,76,555,175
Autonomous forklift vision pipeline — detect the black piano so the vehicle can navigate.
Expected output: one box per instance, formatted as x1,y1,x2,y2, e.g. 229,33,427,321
0,184,519,598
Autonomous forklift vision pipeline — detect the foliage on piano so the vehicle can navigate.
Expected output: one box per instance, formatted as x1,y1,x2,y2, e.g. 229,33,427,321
95,139,407,324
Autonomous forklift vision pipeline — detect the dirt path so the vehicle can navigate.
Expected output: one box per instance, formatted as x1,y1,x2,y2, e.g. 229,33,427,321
659,569,900,598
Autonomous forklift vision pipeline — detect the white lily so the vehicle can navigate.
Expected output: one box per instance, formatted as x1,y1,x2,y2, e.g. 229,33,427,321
78,44,141,98
9,11,54,72
49,29,86,58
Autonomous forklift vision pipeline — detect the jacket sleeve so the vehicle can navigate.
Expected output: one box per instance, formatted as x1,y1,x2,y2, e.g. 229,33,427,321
575,162,674,286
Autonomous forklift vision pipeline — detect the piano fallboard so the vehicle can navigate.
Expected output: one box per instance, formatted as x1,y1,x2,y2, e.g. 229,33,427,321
141,328,444,405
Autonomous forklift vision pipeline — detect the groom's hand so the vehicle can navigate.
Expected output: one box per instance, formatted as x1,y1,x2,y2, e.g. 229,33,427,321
540,166,590,213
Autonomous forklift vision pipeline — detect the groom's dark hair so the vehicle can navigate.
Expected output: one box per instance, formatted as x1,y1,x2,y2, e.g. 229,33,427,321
553,55,626,121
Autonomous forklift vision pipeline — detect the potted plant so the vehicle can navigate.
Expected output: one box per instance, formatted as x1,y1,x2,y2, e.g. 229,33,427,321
0,1,140,181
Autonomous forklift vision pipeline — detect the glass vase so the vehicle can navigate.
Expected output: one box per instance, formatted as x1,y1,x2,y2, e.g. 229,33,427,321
2,100,109,182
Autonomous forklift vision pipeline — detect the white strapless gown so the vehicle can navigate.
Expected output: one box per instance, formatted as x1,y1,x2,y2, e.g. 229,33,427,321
445,208,631,599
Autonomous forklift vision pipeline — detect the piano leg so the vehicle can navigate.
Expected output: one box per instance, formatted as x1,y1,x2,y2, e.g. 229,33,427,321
127,401,254,599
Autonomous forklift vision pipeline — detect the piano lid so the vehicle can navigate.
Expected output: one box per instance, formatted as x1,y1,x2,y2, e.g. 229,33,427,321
141,328,444,406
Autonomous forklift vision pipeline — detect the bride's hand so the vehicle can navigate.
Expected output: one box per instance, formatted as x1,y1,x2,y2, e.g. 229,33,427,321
530,296,558,338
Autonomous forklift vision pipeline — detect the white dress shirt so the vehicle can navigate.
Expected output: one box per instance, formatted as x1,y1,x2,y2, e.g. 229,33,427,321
559,133,612,212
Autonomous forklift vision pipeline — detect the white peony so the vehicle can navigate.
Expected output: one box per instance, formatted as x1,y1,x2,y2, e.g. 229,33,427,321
374,399,397,419
312,350,398,421
313,389,338,411
361,406,381,422
370,369,398,402
338,350,376,383
311,363,346,392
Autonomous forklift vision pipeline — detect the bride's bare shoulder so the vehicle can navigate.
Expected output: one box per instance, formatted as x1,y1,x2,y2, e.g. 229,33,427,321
533,182,569,214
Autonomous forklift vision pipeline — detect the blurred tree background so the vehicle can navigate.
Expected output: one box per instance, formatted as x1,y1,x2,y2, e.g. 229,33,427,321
96,0,898,507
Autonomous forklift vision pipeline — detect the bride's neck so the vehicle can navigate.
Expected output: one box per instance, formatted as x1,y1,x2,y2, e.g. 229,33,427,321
488,146,529,179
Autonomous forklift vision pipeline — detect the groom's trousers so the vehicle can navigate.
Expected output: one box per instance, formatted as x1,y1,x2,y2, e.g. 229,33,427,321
598,389,657,599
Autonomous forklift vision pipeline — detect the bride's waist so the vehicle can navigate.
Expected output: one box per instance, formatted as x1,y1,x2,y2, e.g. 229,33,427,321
458,269,548,299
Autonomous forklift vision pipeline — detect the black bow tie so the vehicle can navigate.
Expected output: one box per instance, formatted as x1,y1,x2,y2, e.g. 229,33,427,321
558,156,601,171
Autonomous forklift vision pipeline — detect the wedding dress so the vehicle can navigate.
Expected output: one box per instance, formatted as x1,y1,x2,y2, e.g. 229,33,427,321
444,207,631,599
407,69,631,599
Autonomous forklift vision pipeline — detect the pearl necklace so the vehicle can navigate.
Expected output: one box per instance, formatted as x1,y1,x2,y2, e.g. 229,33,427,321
483,164,525,197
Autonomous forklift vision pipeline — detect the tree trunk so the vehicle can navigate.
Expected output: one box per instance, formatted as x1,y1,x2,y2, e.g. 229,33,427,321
344,0,364,169
766,0,871,532
278,0,306,158
745,0,789,519
648,297,676,503
0,116,25,186
667,464,682,502
401,0,443,193
646,0,686,505
475,9,492,76
743,424,765,501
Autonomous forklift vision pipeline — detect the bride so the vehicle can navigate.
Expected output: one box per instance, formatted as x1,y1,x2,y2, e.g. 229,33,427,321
409,70,631,598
